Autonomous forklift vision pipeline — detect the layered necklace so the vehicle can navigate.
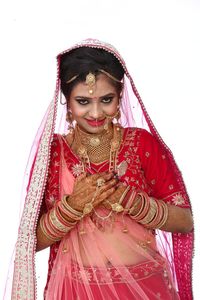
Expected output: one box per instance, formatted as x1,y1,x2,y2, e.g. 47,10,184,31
73,123,122,172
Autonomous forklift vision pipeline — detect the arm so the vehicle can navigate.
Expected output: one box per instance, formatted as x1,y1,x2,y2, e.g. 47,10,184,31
103,184,193,234
36,172,117,251
159,205,193,233
136,129,193,233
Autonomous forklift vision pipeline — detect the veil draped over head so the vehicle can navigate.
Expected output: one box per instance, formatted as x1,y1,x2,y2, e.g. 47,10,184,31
5,38,193,300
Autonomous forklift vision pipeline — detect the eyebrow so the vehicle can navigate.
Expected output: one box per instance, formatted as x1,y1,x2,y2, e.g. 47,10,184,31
74,93,116,101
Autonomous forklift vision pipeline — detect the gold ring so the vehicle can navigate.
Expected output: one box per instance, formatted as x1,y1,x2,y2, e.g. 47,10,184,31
96,178,106,188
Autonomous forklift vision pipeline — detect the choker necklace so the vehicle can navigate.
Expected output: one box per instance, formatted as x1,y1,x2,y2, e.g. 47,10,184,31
73,123,122,169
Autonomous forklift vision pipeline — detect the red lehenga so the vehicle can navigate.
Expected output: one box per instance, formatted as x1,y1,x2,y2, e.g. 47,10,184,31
7,39,193,300
43,128,190,299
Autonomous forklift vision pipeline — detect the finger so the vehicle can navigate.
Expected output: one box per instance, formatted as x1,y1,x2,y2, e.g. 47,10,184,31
99,178,118,193
96,187,116,204
74,174,87,189
88,172,114,185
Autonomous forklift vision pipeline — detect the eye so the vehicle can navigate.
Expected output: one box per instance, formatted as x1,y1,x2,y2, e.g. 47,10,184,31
101,97,113,104
76,99,89,105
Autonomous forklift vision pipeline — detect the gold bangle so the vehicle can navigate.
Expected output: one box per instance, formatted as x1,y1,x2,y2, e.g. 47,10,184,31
62,195,83,218
39,215,60,242
156,201,169,229
118,186,131,204
139,198,157,225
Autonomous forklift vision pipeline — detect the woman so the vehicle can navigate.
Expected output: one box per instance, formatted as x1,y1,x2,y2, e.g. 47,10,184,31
11,39,193,300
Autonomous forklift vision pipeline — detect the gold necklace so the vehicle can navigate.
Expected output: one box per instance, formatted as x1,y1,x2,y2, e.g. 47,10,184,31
73,123,122,169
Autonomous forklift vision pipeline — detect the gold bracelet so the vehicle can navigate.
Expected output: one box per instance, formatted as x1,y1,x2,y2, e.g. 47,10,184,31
156,201,169,229
39,215,60,242
139,198,157,225
118,186,131,204
62,195,83,218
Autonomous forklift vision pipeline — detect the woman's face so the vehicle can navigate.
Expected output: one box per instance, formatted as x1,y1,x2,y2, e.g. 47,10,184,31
68,74,120,134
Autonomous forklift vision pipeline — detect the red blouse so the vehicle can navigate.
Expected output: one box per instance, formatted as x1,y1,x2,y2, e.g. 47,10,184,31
42,127,191,295
44,127,190,210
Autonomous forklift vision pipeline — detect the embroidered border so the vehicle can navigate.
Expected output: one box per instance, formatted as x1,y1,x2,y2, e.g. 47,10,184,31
11,97,58,299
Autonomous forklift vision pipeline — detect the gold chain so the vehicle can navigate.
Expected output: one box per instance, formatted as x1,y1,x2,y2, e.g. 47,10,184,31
73,123,122,168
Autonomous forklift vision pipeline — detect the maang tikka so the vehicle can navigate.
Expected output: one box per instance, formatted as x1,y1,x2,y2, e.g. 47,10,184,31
85,72,96,95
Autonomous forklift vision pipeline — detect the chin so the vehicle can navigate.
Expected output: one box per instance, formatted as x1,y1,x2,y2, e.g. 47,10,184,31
87,126,105,134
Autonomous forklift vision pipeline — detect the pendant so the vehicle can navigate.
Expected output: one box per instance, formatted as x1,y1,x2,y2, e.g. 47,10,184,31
77,145,87,157
117,160,128,177
89,137,101,147
111,203,124,213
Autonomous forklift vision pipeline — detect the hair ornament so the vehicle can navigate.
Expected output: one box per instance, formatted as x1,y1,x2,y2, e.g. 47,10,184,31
66,75,79,84
99,69,122,83
85,72,96,94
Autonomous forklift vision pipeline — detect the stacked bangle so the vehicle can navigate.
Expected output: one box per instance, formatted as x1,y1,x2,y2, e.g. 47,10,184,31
128,191,169,230
61,195,83,220
39,196,82,242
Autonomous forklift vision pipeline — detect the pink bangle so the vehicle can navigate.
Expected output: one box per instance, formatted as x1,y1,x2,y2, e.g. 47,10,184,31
156,201,169,229
40,214,61,241
139,198,157,225
124,189,137,210
133,192,151,221
57,202,77,225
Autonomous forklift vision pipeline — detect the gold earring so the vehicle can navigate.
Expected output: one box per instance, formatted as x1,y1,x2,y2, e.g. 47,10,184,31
115,109,121,124
66,111,74,134
60,92,67,105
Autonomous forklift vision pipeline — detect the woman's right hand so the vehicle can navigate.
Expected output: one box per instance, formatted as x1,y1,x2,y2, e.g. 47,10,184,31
67,172,118,213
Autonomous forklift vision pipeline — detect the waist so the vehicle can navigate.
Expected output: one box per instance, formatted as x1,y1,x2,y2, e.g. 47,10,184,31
70,255,166,284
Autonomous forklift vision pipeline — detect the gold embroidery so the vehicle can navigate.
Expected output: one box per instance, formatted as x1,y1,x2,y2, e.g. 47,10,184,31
12,99,57,299
71,163,84,177
172,193,185,205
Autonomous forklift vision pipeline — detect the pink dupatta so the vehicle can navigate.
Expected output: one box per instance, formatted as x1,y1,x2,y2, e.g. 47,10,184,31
6,38,193,300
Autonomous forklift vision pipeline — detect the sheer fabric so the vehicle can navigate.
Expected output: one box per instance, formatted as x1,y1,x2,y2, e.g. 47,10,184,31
6,38,193,300
43,129,190,299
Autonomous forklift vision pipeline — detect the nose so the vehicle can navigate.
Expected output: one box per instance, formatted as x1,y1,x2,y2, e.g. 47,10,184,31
88,103,103,119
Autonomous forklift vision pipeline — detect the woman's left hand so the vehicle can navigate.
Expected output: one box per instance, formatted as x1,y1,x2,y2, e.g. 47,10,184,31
102,182,128,210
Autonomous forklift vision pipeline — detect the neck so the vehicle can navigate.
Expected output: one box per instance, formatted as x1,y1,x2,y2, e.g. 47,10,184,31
77,123,113,137
73,123,116,164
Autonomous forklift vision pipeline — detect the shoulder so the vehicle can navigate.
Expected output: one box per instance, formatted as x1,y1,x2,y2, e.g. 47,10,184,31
50,133,72,156
50,133,64,156
124,127,163,154
51,133,61,147
125,127,154,141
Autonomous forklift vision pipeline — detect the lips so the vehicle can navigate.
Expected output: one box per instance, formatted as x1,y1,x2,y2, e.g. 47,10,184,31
85,118,106,127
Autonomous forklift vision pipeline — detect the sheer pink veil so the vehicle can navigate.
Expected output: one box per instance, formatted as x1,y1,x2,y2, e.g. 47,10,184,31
4,38,193,299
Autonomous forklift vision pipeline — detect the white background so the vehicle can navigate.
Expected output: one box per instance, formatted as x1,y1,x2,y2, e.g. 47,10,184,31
0,0,199,299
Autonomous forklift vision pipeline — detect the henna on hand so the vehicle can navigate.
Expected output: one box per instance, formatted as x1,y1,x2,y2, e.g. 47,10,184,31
67,172,118,213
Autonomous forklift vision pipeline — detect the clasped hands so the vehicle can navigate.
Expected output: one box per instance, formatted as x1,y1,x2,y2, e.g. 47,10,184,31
67,172,127,217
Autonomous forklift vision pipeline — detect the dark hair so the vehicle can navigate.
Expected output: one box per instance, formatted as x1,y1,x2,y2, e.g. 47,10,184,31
59,47,124,100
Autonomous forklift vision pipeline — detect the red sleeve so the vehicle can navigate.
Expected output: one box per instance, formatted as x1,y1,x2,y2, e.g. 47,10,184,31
138,129,190,208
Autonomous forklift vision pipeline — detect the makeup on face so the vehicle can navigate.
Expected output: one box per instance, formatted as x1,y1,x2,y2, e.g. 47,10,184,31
69,74,120,133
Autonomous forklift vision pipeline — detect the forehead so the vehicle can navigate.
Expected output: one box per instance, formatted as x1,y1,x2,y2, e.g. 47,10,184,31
70,74,117,98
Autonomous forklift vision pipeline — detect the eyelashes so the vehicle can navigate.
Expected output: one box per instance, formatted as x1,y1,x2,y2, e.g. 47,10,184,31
76,97,114,106
101,97,113,104
76,99,89,105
